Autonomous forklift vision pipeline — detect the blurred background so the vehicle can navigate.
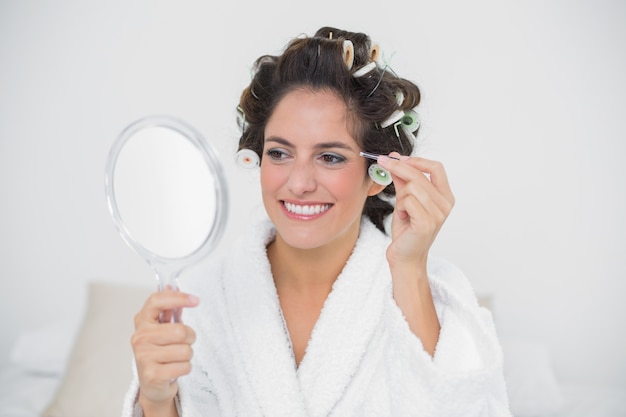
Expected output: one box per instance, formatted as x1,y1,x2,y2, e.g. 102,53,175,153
1,0,624,390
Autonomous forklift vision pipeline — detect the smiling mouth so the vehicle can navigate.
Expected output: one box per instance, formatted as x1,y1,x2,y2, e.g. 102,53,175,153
282,201,332,216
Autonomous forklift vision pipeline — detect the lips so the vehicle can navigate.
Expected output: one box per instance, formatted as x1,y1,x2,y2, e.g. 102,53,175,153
282,201,332,217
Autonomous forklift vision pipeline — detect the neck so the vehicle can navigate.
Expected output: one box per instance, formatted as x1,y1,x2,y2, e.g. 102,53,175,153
267,223,361,293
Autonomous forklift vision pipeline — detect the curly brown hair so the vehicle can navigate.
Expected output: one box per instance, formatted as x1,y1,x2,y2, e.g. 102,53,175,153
237,26,422,233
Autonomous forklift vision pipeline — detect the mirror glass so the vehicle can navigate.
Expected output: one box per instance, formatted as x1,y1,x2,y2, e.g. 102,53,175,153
105,115,228,291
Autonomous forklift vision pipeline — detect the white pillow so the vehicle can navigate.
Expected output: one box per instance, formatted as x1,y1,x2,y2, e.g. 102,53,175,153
43,281,152,417
501,338,564,417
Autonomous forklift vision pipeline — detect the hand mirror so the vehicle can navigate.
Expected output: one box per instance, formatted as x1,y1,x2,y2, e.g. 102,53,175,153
105,115,228,318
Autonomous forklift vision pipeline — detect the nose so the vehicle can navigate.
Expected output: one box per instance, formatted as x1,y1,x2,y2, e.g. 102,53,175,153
287,159,317,196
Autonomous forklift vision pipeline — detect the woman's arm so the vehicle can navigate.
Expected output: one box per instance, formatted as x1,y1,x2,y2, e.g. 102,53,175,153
388,264,441,355
377,154,455,355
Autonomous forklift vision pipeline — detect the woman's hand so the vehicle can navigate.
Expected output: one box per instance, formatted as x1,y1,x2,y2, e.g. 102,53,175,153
377,153,455,271
131,289,199,415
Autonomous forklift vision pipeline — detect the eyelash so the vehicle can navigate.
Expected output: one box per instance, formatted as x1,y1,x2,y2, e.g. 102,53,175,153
319,153,346,165
265,149,289,161
265,149,347,166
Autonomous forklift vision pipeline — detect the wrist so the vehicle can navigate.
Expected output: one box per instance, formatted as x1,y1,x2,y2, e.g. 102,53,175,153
389,266,440,356
139,393,179,417
386,246,428,274
387,256,428,282
392,268,431,300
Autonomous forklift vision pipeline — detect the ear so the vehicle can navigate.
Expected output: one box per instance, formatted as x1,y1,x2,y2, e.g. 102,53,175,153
367,180,386,197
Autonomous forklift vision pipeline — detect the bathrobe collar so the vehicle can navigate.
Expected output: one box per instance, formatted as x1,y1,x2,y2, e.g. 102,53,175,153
222,214,392,417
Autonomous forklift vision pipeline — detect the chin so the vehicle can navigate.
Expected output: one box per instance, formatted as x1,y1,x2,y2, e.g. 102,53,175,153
274,225,329,250
273,219,362,253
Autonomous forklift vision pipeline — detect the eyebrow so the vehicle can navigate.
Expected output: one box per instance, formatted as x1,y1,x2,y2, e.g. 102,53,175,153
265,136,356,152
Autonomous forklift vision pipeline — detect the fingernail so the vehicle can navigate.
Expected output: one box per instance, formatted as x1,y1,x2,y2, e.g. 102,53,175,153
400,155,410,161
188,294,199,304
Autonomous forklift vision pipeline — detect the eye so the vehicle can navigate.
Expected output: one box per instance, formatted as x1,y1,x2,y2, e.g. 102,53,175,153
319,152,346,165
265,148,291,162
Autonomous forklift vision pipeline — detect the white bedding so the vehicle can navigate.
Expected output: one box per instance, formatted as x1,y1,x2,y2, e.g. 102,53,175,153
0,282,623,417
0,364,60,417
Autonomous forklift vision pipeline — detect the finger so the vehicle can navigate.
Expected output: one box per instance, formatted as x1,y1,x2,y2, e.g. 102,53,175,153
136,342,195,365
132,323,197,347
387,166,450,220
390,162,453,234
408,158,453,200
138,360,193,386
378,155,454,205
378,155,430,189
135,290,199,325
396,192,449,231
395,175,454,218
396,157,454,204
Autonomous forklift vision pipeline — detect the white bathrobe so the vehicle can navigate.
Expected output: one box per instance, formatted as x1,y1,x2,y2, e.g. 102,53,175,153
122,215,511,417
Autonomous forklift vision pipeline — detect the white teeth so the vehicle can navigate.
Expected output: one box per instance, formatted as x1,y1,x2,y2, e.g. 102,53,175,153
284,202,330,215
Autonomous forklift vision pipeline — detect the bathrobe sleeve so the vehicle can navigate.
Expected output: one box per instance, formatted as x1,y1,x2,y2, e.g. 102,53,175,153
120,332,222,417
120,364,140,417
383,256,512,417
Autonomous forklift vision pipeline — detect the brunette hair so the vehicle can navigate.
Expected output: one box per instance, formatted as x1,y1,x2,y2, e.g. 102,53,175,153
237,26,422,232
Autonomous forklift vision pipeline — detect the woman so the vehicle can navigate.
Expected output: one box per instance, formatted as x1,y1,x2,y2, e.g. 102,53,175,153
123,27,511,417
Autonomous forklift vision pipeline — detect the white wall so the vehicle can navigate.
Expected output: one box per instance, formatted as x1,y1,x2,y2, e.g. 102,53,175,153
1,0,624,387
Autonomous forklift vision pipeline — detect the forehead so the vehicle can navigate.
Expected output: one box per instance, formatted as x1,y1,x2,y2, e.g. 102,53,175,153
265,89,360,148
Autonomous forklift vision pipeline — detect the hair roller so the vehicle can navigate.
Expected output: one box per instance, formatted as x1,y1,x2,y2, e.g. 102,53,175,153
236,149,260,169
368,164,393,186
369,44,380,62
401,109,420,132
381,109,404,128
353,62,377,78
343,40,354,70
395,91,404,107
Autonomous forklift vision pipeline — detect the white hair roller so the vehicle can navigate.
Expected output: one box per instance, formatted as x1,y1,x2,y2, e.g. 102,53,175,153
395,91,405,107
352,62,377,78
235,149,260,169
343,40,354,70
381,109,405,128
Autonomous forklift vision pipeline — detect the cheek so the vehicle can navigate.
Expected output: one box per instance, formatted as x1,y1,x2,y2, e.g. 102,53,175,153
322,168,370,198
260,163,282,193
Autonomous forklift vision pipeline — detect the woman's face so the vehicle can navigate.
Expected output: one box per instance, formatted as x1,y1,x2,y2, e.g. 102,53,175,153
260,88,383,250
